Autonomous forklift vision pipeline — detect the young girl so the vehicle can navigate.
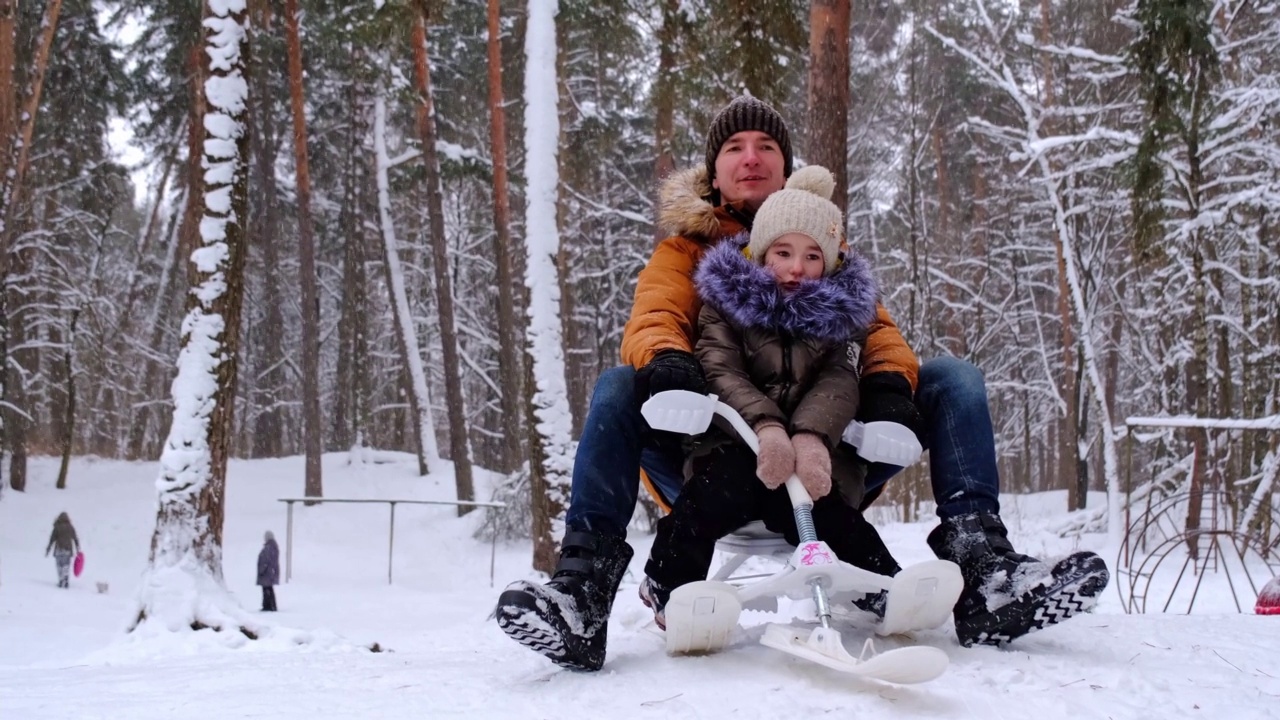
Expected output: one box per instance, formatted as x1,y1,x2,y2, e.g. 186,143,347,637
640,166,900,625
258,530,281,611
45,512,81,589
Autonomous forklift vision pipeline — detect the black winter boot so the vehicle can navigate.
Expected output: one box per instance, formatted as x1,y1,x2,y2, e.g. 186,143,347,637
638,576,671,630
928,512,1109,647
494,531,634,671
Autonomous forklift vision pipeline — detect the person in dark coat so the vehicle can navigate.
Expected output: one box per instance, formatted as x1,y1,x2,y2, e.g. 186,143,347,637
640,166,898,626
257,530,280,611
45,512,81,589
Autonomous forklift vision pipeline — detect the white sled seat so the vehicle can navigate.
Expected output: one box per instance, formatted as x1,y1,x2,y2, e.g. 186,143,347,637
711,521,795,583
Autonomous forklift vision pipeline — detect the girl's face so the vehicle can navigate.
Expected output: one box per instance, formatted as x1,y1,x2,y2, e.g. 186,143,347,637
763,233,824,290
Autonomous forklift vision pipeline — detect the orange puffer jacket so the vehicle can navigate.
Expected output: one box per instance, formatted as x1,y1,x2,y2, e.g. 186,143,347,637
620,167,919,389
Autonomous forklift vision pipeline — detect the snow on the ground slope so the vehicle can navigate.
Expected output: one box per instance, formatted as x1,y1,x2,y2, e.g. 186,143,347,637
1,454,1277,720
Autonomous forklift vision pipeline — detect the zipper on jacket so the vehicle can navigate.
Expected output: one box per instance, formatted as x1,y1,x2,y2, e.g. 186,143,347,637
724,203,755,231
779,334,795,411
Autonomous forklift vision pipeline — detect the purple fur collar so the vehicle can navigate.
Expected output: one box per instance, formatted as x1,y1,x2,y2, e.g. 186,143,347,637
695,234,879,343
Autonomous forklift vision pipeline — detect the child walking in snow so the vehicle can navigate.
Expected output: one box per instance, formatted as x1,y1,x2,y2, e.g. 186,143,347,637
45,512,81,589
258,531,280,611
640,165,901,625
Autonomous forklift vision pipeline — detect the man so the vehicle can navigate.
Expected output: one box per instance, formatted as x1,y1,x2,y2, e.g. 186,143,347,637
494,95,1108,671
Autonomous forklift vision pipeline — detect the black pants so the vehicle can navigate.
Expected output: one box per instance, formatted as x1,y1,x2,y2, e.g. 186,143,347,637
645,444,901,590
261,586,277,611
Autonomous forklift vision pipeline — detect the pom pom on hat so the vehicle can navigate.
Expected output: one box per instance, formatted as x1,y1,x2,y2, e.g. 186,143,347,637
784,165,836,200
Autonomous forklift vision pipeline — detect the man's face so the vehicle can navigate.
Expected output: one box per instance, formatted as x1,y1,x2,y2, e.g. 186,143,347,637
712,130,786,210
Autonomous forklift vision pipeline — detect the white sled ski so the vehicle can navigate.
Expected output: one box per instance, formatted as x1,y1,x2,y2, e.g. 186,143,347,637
760,625,948,684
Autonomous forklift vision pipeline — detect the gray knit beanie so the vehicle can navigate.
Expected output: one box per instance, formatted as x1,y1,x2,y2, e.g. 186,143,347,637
704,95,794,182
747,166,844,274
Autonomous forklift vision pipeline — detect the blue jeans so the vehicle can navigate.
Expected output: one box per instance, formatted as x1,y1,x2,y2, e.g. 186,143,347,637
565,356,1000,538
564,366,685,538
863,357,1001,519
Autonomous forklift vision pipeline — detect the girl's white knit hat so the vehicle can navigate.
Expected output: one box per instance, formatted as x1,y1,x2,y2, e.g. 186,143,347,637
746,165,844,274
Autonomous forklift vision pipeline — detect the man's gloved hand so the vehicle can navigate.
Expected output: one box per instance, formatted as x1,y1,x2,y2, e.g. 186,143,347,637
791,432,832,499
755,424,794,489
634,349,707,401
856,372,922,438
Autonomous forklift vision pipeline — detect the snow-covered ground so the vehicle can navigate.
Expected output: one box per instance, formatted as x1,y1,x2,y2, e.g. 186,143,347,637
1,454,1277,719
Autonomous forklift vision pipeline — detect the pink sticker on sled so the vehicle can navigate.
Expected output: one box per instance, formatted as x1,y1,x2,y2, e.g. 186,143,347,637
799,543,832,566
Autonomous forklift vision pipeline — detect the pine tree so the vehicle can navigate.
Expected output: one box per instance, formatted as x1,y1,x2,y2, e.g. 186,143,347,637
134,0,252,633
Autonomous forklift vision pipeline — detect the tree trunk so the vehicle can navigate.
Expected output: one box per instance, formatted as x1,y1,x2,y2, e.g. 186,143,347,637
1056,237,1079,508
284,0,323,497
1186,237,1208,560
55,309,78,490
807,0,850,213
332,56,371,455
0,1,13,488
524,0,572,573
128,188,191,460
0,2,14,180
373,92,436,475
1036,0,1079,510
652,0,680,237
553,30,584,438
0,0,62,240
929,124,962,352
247,0,286,459
1184,121,1209,559
135,0,250,632
525,353,556,572
413,1,473,513
4,298,25,491
131,46,206,461
486,0,524,474
1074,351,1088,507
0,0,62,492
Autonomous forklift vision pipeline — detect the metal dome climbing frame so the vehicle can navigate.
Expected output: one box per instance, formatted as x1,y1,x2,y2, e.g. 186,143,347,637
1116,416,1280,615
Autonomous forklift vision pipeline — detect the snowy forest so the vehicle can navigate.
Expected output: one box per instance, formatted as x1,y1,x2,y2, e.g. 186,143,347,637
0,0,1276,557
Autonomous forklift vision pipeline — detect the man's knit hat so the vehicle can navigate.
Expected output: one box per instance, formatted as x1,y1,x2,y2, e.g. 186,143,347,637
704,95,794,182
747,165,844,274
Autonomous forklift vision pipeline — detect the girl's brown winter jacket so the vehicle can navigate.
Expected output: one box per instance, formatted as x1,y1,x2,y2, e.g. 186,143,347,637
46,512,80,555
690,238,880,506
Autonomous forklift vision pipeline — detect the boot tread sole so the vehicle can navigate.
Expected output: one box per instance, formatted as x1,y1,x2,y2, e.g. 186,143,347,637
959,557,1108,647
496,603,603,671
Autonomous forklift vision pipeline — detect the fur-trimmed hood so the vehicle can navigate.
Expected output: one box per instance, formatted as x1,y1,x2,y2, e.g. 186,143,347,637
695,234,879,344
657,167,725,242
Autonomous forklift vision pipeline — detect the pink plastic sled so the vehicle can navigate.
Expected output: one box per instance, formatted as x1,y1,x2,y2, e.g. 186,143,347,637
1257,576,1280,615
73,551,85,578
